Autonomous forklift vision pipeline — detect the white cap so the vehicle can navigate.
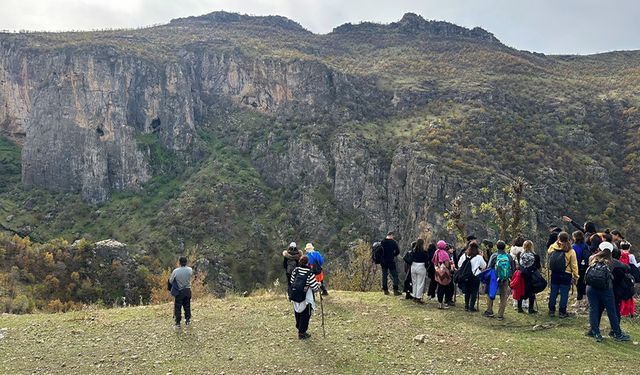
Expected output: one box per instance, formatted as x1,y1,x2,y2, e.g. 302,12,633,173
599,242,614,251
289,242,297,248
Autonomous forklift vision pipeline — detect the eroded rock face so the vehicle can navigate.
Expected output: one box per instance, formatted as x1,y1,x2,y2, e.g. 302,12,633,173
0,38,393,203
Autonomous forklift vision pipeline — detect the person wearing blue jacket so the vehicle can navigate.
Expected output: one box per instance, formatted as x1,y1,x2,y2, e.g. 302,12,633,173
305,243,329,296
572,231,590,308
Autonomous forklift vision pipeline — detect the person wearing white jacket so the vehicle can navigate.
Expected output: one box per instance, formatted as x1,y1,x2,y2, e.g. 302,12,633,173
457,242,487,312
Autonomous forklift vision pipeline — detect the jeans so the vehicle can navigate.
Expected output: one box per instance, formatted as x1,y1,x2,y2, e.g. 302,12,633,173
587,286,622,336
382,262,399,291
464,277,480,310
548,283,570,313
294,305,312,335
174,288,192,324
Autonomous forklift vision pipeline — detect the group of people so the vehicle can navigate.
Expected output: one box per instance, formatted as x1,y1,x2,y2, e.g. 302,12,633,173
378,217,639,343
284,242,328,339
166,217,638,343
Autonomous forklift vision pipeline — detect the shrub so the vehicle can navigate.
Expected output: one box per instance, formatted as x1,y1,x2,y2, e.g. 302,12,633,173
330,240,380,292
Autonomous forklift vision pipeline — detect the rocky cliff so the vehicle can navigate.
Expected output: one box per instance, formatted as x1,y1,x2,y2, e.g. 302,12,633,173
1,11,639,276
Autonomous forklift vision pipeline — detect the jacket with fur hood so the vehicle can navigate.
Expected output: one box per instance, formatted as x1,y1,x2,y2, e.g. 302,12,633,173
283,247,302,274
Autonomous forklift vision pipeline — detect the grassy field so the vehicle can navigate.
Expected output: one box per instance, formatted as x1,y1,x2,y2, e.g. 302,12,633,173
1,291,638,374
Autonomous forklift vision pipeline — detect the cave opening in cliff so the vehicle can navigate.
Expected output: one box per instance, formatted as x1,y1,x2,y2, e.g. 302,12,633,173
96,127,104,137
151,118,161,131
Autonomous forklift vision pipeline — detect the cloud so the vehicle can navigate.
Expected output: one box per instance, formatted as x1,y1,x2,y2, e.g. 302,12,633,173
0,0,638,54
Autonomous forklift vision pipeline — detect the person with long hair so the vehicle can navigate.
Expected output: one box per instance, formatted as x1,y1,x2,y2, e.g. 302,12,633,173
457,242,486,312
572,231,590,308
547,232,578,318
410,239,428,303
518,240,541,314
585,242,631,342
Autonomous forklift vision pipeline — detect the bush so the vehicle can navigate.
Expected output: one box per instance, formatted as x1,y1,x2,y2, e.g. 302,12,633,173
330,240,381,292
11,294,34,314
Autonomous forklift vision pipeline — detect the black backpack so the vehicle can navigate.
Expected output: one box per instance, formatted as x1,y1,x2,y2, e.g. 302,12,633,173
288,270,308,302
372,242,384,264
618,273,635,300
549,250,566,273
585,262,612,290
454,257,473,286
529,270,548,294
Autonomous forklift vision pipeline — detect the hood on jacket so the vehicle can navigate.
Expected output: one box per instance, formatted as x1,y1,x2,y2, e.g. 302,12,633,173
283,248,301,259
549,242,569,252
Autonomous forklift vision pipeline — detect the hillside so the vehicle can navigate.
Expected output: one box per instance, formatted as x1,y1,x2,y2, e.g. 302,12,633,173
1,11,640,297
0,291,639,374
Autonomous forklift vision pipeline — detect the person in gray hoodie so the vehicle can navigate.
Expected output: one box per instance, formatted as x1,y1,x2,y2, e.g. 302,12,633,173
170,256,193,327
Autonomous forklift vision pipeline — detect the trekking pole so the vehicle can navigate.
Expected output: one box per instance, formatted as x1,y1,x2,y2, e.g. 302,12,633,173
319,291,326,338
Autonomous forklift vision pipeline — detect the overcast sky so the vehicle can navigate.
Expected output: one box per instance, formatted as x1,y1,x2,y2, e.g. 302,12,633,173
1,0,638,55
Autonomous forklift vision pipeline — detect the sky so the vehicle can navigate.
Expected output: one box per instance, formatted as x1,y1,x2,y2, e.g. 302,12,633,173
1,0,638,55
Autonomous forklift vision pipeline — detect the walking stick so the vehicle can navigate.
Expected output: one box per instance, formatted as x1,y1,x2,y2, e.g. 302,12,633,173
319,291,326,338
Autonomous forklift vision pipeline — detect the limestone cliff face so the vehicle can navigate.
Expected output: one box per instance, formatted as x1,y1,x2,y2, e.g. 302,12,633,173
0,42,196,202
0,36,393,203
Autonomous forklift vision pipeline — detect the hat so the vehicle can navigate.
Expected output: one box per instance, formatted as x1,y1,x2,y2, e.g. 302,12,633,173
466,235,477,242
305,243,314,251
289,242,297,248
598,242,614,251
437,240,447,250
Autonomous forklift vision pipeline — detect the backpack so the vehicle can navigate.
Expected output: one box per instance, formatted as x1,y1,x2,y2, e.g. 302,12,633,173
403,251,414,264
495,253,511,281
372,242,384,264
454,257,473,286
529,270,548,294
585,262,612,290
288,270,308,303
549,250,567,274
169,279,180,297
435,262,452,285
520,252,535,269
619,273,635,300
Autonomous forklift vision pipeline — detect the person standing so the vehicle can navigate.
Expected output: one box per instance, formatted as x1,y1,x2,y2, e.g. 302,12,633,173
433,240,453,309
519,240,542,314
305,243,329,296
547,232,579,318
457,242,486,312
585,242,631,342
289,256,321,339
484,241,515,321
572,231,590,309
410,239,428,303
169,256,193,328
283,242,301,286
380,232,401,296
426,243,438,299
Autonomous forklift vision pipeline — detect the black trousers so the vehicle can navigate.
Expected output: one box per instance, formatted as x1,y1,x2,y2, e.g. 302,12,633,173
381,262,399,291
444,282,455,304
518,295,536,311
576,268,587,300
464,278,480,310
427,275,438,298
174,288,192,324
295,305,312,335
